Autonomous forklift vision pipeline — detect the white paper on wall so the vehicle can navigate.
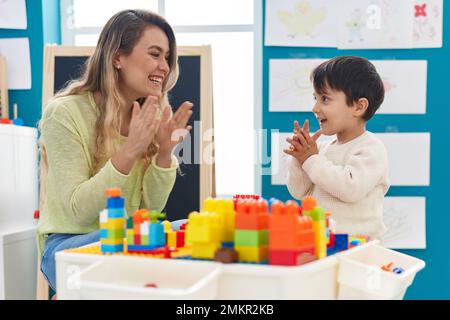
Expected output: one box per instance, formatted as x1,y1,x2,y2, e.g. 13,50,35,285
383,197,426,249
269,59,326,112
265,0,338,47
0,0,27,30
270,59,427,114
413,0,443,48
0,38,31,90
372,60,427,114
338,0,414,49
376,133,430,186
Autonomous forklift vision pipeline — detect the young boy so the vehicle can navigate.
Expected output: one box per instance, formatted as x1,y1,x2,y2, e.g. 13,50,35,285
284,56,390,241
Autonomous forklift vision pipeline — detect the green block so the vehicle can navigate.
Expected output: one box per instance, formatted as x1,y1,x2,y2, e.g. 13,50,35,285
304,207,325,221
141,235,149,245
107,228,125,239
127,217,133,229
234,230,268,246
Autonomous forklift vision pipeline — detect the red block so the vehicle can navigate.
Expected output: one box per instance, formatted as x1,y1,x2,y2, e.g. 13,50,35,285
269,247,316,266
134,235,141,246
176,230,185,247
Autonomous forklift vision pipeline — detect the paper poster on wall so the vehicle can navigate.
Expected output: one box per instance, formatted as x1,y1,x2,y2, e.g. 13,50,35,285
265,0,338,47
338,0,414,49
413,0,443,48
376,133,430,186
372,60,427,114
0,0,27,30
271,132,334,185
0,38,31,90
270,59,427,114
383,197,426,249
269,59,325,112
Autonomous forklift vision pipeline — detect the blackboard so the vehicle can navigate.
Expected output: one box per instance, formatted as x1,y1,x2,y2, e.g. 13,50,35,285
42,45,215,221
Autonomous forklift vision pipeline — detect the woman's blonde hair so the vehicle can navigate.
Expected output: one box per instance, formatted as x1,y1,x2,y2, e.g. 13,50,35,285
52,9,179,173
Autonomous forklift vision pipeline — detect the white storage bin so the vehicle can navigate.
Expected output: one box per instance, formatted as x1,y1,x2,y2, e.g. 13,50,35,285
337,244,425,300
69,256,221,300
219,256,339,299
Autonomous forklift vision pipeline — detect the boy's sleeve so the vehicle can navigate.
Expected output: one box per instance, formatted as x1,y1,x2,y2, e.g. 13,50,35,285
42,105,130,226
286,156,313,200
141,154,178,212
301,142,388,203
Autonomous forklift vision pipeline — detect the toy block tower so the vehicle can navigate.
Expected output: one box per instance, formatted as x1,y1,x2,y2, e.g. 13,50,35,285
100,188,126,254
234,199,269,263
126,209,166,253
185,211,223,259
204,198,235,246
268,200,315,266
302,196,327,259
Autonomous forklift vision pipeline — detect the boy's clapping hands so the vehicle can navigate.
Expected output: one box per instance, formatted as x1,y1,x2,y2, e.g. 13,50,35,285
283,119,322,165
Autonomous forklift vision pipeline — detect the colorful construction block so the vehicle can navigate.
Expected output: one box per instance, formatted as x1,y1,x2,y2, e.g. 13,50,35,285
235,246,268,263
191,242,221,259
235,200,269,230
234,230,268,246
269,248,315,266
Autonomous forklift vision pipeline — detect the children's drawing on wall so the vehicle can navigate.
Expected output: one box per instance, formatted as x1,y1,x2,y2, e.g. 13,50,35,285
269,59,325,112
413,0,443,48
383,197,426,249
265,0,337,47
0,0,27,30
371,60,427,114
338,0,414,49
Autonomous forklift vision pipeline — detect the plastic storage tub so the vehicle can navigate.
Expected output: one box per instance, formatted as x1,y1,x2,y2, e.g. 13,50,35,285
337,244,425,300
218,256,339,299
68,256,221,300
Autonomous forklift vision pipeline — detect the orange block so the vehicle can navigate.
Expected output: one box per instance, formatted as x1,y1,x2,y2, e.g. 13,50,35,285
105,188,122,197
235,200,269,230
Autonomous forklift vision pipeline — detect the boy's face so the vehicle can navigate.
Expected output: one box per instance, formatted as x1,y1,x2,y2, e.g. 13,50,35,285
312,86,362,138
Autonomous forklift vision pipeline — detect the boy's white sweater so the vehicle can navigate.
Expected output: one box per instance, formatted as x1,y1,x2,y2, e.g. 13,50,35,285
287,131,390,240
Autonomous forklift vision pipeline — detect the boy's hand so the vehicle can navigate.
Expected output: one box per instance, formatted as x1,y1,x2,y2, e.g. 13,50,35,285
283,119,322,165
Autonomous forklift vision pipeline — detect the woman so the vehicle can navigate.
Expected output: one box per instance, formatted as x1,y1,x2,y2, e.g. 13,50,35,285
38,9,192,293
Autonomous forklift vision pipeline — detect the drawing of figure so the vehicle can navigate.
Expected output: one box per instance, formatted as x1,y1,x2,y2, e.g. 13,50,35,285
345,8,364,43
277,0,326,39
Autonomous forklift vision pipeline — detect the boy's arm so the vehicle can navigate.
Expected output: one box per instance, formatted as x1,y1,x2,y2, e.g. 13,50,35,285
301,142,388,203
286,156,313,200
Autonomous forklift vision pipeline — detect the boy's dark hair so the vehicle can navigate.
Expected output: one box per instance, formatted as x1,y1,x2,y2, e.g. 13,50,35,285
311,56,385,121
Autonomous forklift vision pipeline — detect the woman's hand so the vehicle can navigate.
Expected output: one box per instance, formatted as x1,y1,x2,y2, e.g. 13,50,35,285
112,96,161,174
156,101,193,156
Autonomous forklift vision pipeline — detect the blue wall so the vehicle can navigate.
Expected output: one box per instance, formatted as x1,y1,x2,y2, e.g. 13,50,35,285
0,0,60,128
262,1,449,299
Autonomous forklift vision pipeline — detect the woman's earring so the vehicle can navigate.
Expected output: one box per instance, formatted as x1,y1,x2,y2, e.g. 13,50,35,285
115,65,121,70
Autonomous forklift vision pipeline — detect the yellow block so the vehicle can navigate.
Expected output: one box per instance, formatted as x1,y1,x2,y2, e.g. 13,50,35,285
186,212,223,243
106,218,125,229
235,246,268,263
100,238,124,245
167,231,177,248
313,220,327,259
191,242,221,259
162,220,172,233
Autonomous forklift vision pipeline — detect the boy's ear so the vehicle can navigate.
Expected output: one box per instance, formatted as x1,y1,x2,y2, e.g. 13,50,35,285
353,98,369,118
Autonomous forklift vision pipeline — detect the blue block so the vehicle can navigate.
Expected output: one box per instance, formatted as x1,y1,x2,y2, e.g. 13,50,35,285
127,245,164,251
222,242,234,248
101,244,124,253
100,229,108,238
149,223,165,247
327,247,339,256
107,197,125,209
108,208,126,218
334,234,349,251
